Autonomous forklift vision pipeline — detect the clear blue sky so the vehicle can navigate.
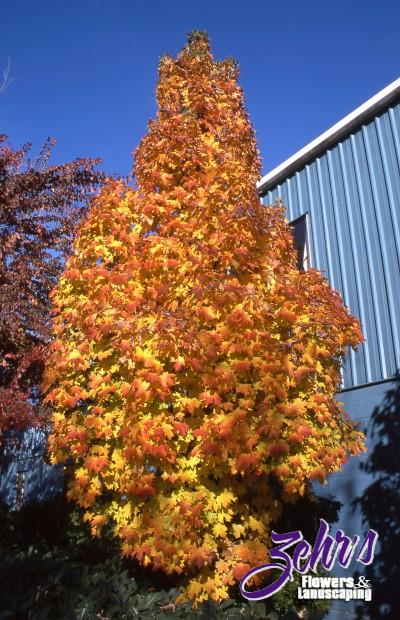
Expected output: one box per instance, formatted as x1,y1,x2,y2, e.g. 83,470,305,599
1,0,399,179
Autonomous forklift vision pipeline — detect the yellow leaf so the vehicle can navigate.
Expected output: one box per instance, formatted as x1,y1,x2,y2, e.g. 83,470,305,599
248,516,265,534
213,523,227,538
232,524,245,538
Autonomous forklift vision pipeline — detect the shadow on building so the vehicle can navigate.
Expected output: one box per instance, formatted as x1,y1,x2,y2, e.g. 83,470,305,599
354,373,400,620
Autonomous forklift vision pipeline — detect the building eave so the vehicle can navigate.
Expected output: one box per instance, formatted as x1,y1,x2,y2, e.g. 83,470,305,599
257,76,400,195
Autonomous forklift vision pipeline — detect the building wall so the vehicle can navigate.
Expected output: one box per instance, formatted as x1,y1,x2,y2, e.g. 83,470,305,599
261,99,400,619
0,428,64,509
314,378,398,620
262,101,400,390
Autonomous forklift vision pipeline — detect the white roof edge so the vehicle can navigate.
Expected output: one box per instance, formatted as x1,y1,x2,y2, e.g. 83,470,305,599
257,76,400,193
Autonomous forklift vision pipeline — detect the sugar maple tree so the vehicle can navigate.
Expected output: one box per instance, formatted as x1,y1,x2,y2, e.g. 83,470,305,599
0,136,103,445
45,32,364,603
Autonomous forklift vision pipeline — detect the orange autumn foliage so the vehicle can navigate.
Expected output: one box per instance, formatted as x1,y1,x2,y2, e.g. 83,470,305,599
44,32,364,604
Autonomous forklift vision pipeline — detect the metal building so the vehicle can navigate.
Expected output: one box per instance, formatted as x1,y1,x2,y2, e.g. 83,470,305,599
259,77,400,620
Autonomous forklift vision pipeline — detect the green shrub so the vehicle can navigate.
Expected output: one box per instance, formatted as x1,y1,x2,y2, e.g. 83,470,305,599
0,496,330,619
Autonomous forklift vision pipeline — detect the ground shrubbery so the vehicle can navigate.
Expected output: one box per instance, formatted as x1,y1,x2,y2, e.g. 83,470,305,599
0,491,335,619
0,492,333,619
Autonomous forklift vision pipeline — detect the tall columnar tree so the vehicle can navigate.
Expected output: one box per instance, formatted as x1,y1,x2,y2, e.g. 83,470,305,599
0,136,104,445
45,33,364,603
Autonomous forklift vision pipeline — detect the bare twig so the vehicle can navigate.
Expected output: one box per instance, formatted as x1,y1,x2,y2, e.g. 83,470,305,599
159,602,177,612
0,57,16,96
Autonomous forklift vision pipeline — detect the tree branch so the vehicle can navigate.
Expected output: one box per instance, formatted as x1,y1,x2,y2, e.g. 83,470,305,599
0,57,16,96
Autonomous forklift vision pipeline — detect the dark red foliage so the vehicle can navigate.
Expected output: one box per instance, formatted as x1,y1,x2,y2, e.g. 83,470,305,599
0,135,105,442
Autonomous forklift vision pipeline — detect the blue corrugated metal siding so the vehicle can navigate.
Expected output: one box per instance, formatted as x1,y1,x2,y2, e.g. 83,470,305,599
262,102,400,388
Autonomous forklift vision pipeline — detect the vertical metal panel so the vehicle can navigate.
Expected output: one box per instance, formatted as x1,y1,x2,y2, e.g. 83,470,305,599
326,148,358,386
309,164,330,275
362,122,399,373
289,175,300,220
262,102,400,388
316,155,344,297
338,141,372,384
296,170,309,221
